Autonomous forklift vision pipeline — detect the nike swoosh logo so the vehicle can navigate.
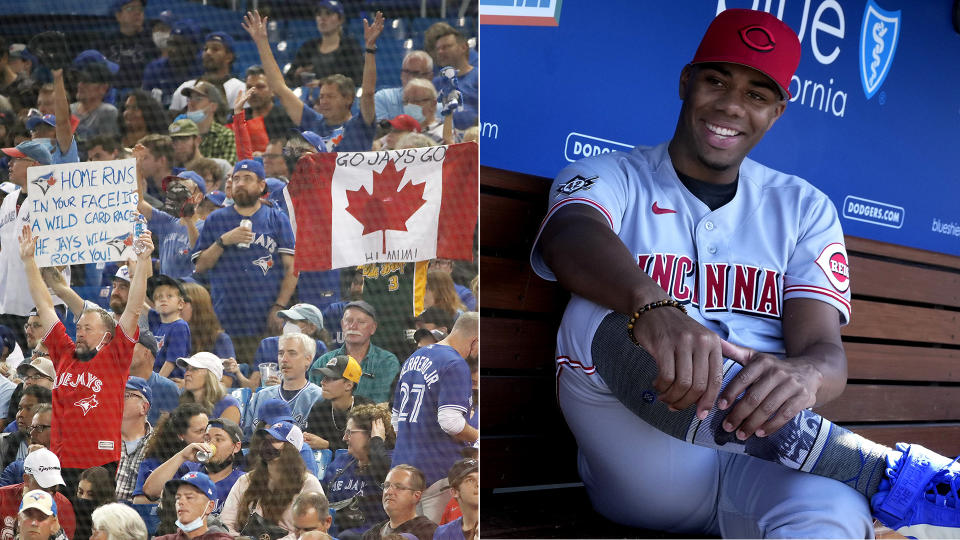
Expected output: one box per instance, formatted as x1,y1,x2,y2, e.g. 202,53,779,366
652,202,676,215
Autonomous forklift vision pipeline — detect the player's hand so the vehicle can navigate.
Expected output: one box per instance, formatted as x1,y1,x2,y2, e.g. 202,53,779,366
371,417,385,439
220,225,254,246
242,11,269,44
631,305,723,420
718,340,822,440
18,225,36,261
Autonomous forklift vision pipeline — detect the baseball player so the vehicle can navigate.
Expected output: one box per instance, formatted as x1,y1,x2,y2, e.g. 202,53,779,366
531,9,960,538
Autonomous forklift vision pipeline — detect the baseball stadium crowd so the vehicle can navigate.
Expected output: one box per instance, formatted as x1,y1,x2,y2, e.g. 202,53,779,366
0,1,478,539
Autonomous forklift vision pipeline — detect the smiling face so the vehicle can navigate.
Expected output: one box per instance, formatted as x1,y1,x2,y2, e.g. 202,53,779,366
669,62,785,184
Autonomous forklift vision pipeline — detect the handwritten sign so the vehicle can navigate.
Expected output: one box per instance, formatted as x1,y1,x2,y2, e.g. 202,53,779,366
27,159,139,267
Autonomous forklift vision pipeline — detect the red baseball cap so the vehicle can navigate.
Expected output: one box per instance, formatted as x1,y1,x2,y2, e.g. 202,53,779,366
387,114,421,133
691,9,801,99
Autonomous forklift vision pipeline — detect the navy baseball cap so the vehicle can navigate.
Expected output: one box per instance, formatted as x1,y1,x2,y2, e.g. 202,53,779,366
300,131,325,152
171,19,202,44
147,274,187,300
234,159,265,180
257,398,294,424
177,170,206,195
73,50,120,74
126,376,153,405
165,471,217,501
316,0,344,17
1,140,53,165
110,0,146,13
137,329,158,356
0,326,16,355
204,31,235,53
204,190,227,207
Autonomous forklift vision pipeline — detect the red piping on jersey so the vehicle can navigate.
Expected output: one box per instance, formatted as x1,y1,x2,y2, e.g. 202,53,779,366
556,356,596,375
784,285,851,314
537,198,615,240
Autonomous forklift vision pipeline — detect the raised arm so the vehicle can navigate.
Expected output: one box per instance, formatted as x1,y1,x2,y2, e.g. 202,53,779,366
17,227,60,332
242,11,304,126
232,88,255,161
40,267,84,319
132,144,153,220
119,233,154,338
51,69,72,155
536,204,724,420
359,12,385,125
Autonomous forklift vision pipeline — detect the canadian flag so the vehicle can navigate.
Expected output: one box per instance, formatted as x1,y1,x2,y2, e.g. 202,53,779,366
288,142,478,272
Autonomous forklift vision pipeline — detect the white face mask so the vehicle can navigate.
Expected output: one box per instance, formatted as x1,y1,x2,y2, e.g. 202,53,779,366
282,322,301,335
153,31,171,49
402,103,426,123
176,514,205,533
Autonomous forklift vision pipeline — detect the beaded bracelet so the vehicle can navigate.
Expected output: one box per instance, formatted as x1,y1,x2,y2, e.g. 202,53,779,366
627,299,687,346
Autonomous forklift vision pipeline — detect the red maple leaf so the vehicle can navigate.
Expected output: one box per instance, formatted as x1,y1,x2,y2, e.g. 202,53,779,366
345,159,426,254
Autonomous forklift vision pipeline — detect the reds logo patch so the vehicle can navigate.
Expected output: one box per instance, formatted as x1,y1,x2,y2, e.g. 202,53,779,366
556,175,597,196
815,243,850,293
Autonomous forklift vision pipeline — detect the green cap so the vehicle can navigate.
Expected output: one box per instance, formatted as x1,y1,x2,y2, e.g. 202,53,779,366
168,118,199,137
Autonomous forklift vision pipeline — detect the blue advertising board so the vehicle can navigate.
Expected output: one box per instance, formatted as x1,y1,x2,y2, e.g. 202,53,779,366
479,1,960,256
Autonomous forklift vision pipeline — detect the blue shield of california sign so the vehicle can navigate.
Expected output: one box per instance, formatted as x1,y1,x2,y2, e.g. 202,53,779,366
859,0,901,100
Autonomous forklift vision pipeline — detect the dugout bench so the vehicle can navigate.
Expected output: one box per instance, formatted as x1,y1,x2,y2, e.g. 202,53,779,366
479,165,960,538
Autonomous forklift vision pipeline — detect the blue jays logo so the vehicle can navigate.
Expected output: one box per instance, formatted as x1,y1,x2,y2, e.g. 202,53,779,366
74,395,99,416
253,254,274,276
859,0,901,100
30,172,57,196
105,232,134,256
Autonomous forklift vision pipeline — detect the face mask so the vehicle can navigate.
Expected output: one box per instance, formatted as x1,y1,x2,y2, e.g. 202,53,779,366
223,197,234,206
153,31,170,49
176,515,206,533
184,110,206,124
282,322,300,335
203,452,233,474
74,332,110,362
402,103,426,123
260,442,281,462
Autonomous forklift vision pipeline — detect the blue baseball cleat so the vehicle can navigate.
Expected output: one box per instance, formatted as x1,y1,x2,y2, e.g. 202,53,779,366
871,443,960,539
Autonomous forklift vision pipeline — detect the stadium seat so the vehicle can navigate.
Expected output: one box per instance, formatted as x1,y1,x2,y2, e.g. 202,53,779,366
230,387,252,418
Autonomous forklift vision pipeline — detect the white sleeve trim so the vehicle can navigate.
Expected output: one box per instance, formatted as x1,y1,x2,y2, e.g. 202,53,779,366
438,407,467,436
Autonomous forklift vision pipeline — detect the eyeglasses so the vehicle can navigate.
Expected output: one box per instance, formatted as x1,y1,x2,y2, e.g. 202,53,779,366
343,428,368,438
382,482,419,492
28,424,51,433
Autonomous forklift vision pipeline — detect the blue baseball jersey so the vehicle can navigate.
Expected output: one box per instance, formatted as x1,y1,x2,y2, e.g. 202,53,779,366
150,316,191,377
148,209,204,279
191,205,296,337
391,344,472,485
530,142,851,367
241,382,324,440
299,107,375,152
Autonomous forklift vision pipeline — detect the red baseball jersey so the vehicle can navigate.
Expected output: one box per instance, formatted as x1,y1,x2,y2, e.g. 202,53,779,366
0,483,76,538
44,321,137,469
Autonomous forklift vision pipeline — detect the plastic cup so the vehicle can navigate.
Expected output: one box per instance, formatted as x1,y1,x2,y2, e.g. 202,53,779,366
259,362,279,386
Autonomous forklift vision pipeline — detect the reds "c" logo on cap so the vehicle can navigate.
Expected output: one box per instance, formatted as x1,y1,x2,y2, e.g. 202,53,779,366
739,25,776,52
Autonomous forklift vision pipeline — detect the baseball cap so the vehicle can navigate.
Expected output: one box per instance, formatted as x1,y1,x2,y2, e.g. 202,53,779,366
137,329,158,356
300,130,325,152
313,354,362,384
19,490,57,517
153,9,177,27
170,19,202,44
126,376,153,405
265,177,286,196
9,44,37,64
75,63,114,85
204,190,228,208
110,0,147,14
0,326,16,355
2,140,53,166
691,9,801,99
207,417,242,443
165,471,217,501
168,118,199,137
114,265,131,283
258,420,304,451
204,31,235,53
73,49,120,74
447,457,479,488
387,114,421,133
25,114,56,132
316,0,344,16
16,356,55,380
176,351,224,380
146,274,187,301
278,303,324,330
233,159,265,180
23,449,65,488
413,327,446,344
344,300,377,322
257,398,294,424
176,170,207,195
0,182,17,195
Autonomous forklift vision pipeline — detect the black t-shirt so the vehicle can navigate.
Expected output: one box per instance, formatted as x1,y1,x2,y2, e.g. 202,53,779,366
677,170,738,211
98,30,159,91
306,394,374,451
292,34,364,87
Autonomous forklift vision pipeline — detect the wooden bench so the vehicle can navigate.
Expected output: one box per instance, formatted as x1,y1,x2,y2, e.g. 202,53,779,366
480,165,960,537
